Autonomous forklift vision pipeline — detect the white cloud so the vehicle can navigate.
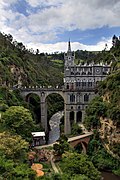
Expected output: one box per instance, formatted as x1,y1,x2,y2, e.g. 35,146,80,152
0,0,119,53
26,0,64,7
26,0,120,32
26,37,112,53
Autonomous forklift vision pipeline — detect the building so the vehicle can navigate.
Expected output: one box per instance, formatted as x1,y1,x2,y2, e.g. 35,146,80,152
63,40,111,129
31,132,45,146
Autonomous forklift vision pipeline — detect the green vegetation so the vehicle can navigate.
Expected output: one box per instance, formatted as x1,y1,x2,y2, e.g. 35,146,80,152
53,134,69,156
0,32,120,178
59,153,101,180
87,132,120,176
47,94,64,120
1,106,36,141
84,96,108,129
0,132,36,179
69,123,83,137
0,32,63,87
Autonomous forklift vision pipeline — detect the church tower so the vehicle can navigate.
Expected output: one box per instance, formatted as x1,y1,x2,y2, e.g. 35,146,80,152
64,40,75,66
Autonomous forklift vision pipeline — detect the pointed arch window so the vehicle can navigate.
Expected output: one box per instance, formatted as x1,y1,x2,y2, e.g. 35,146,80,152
67,83,69,89
84,94,89,102
88,82,92,87
70,111,74,125
77,111,82,122
70,94,75,102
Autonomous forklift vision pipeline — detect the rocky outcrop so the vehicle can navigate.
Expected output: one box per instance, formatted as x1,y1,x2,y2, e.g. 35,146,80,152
99,117,120,158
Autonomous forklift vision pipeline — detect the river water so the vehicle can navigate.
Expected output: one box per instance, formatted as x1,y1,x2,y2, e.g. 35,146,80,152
101,171,120,180
48,111,63,144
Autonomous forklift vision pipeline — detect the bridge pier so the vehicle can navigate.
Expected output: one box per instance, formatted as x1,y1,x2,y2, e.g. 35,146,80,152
41,101,47,131
81,142,87,154
64,110,71,134
74,111,77,123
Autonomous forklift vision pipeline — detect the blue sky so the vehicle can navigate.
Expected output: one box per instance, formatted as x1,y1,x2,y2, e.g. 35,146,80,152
0,0,120,53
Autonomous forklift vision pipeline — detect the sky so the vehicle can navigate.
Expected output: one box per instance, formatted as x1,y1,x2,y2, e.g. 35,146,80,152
0,0,120,53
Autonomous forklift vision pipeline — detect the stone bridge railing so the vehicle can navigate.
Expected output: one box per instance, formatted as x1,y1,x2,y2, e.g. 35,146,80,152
12,85,64,91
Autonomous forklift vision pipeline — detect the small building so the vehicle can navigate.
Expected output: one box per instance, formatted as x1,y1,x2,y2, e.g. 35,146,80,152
31,132,45,146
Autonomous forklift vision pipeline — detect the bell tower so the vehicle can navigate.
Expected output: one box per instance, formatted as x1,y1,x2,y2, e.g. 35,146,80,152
64,40,75,67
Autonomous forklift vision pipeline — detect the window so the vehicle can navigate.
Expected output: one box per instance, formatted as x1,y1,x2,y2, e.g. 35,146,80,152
70,111,74,125
67,83,69,89
88,82,92,87
82,82,86,87
84,94,89,102
77,93,81,103
77,111,82,122
76,82,81,87
71,71,74,75
70,94,75,102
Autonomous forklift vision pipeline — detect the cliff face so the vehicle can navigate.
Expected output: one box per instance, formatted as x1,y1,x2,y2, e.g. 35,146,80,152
99,75,120,156
99,116,120,157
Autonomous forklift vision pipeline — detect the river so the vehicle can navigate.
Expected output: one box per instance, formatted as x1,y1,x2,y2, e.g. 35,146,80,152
101,171,120,180
48,111,63,144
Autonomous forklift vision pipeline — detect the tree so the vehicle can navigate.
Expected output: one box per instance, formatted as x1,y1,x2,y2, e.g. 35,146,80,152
0,131,28,160
0,155,35,179
53,134,69,156
84,96,108,129
2,106,35,141
71,123,82,136
0,131,36,179
60,153,101,180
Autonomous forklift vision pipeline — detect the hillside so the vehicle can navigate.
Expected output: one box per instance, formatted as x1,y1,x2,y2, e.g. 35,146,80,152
0,32,120,178
84,36,120,160
1,32,114,89
0,33,120,155
0,32,63,88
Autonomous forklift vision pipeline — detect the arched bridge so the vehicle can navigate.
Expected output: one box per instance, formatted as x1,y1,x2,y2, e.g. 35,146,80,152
18,87,67,132
35,132,93,154
68,132,93,153
19,87,65,101
15,86,90,135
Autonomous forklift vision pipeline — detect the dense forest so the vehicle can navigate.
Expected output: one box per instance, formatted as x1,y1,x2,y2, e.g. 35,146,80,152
0,32,120,179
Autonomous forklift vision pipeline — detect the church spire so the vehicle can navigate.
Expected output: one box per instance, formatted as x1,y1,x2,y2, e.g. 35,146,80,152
68,39,71,52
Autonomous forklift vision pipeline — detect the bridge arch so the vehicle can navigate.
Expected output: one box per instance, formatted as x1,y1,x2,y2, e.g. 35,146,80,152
69,135,91,154
25,92,41,101
25,93,41,124
45,93,64,131
74,141,87,154
44,91,65,102
20,89,66,133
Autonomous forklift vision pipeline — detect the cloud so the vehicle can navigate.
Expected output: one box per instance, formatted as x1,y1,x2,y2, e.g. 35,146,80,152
0,0,119,53
26,37,112,53
26,0,64,7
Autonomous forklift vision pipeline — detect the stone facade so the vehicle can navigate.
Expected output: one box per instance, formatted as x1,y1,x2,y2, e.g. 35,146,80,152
63,41,111,133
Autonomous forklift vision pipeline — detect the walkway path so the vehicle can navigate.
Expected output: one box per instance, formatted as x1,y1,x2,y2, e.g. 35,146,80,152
50,153,59,173
68,132,93,142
